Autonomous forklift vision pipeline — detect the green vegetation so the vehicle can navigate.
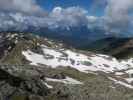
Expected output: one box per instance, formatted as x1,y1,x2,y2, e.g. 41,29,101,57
11,95,28,100
41,67,96,81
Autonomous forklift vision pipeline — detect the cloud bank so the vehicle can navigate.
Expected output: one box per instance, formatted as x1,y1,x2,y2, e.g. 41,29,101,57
0,4,92,31
0,0,132,35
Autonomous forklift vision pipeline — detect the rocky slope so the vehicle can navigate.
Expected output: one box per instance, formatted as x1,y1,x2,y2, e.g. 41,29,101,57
0,32,133,100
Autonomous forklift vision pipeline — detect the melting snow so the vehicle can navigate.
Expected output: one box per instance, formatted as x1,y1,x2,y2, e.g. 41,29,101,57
22,50,47,66
22,47,129,73
117,81,133,89
45,77,83,85
22,45,133,89
108,77,133,89
41,80,53,89
44,82,53,89
115,72,125,75
126,69,133,74
125,78,133,83
43,47,62,57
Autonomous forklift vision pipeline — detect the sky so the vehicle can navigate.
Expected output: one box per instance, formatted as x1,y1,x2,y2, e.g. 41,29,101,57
37,0,105,16
38,0,92,10
0,0,132,36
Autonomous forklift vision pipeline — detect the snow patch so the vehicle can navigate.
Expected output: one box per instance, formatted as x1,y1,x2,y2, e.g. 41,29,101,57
115,72,125,75
108,77,133,89
41,80,53,89
117,81,133,89
45,77,83,85
44,82,53,89
125,78,133,83
126,69,133,74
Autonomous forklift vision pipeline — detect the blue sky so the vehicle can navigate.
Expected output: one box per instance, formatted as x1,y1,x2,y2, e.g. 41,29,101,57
37,0,105,16
38,0,92,10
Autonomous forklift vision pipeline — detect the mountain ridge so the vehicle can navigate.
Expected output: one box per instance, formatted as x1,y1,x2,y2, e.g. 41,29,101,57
0,32,133,100
81,37,133,59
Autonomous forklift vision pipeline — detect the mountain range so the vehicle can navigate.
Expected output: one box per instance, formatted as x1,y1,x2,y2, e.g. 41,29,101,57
0,32,133,100
1,25,114,48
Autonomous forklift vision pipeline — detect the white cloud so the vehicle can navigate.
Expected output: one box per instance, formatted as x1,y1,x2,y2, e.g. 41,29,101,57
0,0,91,31
90,0,133,34
0,0,43,15
49,7,89,28
0,6,92,31
105,0,133,33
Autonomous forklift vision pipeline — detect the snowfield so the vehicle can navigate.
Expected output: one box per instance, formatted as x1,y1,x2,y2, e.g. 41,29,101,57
22,45,131,73
22,45,133,89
